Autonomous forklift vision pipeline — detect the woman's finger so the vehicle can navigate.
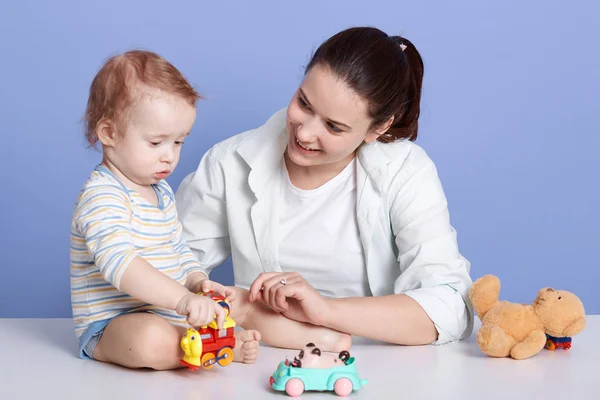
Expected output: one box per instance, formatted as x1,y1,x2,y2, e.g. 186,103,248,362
269,275,300,312
269,280,285,312
274,285,290,312
248,272,278,301
261,275,283,310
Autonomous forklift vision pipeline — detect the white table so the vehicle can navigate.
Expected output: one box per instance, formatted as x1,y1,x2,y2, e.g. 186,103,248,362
0,317,597,399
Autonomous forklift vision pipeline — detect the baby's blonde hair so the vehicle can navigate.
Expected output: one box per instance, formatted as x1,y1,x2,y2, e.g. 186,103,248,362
84,50,201,147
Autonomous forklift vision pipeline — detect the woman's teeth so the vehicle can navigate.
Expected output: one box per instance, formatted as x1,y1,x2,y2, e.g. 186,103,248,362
296,138,317,151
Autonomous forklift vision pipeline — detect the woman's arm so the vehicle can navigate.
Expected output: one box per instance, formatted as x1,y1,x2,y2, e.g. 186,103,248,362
385,154,473,344
328,157,473,345
248,272,439,345
321,294,437,345
231,287,352,352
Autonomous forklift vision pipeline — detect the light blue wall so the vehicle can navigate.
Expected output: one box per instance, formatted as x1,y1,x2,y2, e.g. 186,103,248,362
1,0,598,317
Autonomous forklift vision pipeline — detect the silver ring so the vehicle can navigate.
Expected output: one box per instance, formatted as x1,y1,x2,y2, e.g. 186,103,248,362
280,279,287,285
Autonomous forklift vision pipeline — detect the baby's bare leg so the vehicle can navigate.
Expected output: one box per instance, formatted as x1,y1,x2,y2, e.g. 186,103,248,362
92,312,184,370
92,312,261,369
230,287,352,352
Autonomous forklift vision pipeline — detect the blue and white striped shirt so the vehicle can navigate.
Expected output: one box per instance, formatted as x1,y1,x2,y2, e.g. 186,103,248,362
70,165,204,338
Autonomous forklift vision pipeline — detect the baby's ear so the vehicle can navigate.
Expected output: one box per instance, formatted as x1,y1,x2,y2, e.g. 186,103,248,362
96,118,118,146
564,317,586,337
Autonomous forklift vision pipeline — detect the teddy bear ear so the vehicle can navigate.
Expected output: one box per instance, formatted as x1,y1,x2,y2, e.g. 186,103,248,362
564,317,586,337
536,287,552,297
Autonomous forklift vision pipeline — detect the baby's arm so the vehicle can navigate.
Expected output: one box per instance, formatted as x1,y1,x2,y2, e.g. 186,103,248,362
230,287,351,353
118,257,190,310
76,184,197,314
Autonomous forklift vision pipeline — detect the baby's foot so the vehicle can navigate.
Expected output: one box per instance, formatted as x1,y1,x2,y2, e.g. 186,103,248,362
233,329,261,364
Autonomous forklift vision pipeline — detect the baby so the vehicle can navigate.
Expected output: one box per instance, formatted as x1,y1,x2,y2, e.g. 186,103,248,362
70,50,260,369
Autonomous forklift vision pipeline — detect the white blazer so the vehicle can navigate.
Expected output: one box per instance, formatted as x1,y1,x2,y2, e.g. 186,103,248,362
175,108,474,345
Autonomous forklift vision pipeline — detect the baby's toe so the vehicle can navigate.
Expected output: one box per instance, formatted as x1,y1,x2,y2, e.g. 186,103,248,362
242,340,259,350
244,351,259,364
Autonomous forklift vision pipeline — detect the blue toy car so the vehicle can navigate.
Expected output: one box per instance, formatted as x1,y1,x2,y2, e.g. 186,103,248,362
269,356,368,397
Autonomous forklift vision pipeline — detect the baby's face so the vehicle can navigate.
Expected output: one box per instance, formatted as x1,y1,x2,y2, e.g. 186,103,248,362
104,89,196,188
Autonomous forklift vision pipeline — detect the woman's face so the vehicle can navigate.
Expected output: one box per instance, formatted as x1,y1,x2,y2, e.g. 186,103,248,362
285,64,385,169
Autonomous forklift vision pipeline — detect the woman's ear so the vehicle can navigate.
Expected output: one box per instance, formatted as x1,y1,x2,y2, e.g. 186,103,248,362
96,118,118,147
364,116,394,144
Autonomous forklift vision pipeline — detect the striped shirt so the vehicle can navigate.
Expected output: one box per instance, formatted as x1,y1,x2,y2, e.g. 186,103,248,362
70,165,204,338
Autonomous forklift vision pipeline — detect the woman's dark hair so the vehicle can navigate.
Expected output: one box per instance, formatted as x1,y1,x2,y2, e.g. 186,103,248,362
305,27,424,142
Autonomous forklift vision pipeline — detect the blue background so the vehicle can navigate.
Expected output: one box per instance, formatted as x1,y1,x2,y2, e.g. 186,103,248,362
0,0,598,318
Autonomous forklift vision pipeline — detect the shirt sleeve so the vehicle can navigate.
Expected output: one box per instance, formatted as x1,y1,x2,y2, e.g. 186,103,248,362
389,155,474,345
175,149,231,277
74,183,138,290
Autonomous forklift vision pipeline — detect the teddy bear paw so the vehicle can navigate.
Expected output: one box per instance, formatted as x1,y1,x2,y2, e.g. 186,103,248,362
477,325,513,357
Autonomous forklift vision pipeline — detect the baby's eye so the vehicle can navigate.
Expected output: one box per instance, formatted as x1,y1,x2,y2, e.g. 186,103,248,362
175,141,184,146
149,141,161,146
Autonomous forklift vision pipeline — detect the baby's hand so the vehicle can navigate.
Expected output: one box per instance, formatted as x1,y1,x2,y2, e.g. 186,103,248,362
198,279,237,303
175,292,226,329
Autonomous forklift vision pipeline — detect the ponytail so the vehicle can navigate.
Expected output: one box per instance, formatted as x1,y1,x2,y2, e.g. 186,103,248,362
381,36,424,143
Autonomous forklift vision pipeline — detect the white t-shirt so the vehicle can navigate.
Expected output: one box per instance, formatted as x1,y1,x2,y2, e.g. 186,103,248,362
277,158,371,298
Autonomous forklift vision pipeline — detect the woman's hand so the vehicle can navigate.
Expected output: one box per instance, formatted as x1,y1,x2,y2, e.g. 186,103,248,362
248,272,330,326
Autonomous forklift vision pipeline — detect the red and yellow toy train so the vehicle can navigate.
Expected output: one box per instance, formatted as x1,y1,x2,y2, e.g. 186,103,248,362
179,291,236,370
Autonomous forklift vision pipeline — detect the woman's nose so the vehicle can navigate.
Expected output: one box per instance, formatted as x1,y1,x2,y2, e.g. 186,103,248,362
296,120,318,143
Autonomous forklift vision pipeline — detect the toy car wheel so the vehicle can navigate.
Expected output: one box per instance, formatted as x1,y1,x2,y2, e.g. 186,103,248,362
217,347,234,366
201,353,216,369
334,378,353,396
285,378,304,397
545,339,556,350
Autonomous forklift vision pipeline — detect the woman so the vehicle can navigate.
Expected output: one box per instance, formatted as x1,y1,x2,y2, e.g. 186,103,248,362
175,26,473,349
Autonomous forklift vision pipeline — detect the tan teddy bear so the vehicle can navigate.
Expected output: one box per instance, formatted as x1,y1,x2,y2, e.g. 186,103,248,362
469,275,586,360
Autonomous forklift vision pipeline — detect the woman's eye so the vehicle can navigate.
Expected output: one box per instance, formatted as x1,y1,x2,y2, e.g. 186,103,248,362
327,122,342,133
297,96,311,111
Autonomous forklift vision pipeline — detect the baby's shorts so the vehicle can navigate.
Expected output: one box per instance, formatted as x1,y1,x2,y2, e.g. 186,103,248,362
78,318,113,360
